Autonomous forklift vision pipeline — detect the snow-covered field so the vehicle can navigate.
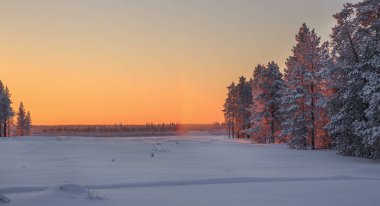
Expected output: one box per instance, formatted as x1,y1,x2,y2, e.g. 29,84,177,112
1,134,380,206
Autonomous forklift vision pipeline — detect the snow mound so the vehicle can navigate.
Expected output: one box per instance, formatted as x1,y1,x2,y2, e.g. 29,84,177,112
48,184,86,194
152,143,169,152
0,193,10,204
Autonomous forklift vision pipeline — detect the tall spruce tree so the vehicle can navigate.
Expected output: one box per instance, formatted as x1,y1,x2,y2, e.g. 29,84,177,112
223,82,237,138
0,82,3,137
235,76,252,138
250,62,285,143
250,64,267,142
327,0,380,158
0,81,14,137
281,23,331,149
25,111,32,136
17,102,26,136
352,0,380,159
2,87,14,137
223,77,252,138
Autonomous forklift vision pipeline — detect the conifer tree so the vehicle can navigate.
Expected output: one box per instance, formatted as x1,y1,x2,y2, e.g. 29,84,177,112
235,76,252,138
0,82,3,137
327,0,380,158
17,102,26,136
223,77,252,138
25,111,32,136
1,87,14,137
352,0,380,159
223,82,237,138
281,23,331,149
250,64,267,142
0,81,14,137
250,62,285,143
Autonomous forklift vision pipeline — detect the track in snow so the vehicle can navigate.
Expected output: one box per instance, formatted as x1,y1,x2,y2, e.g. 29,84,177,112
2,176,379,194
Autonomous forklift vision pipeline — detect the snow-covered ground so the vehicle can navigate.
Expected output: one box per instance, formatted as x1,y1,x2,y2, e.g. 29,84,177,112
0,134,379,206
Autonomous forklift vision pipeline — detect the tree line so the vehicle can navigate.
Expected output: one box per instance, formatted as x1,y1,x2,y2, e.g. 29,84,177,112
223,0,380,159
0,80,32,137
33,122,225,135
36,123,181,134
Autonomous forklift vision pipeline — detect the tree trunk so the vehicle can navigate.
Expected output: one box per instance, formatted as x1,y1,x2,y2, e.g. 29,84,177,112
232,120,235,138
228,120,231,138
347,31,360,64
7,119,10,137
20,123,23,136
311,83,315,150
376,8,380,39
270,111,275,144
301,75,307,148
3,120,7,137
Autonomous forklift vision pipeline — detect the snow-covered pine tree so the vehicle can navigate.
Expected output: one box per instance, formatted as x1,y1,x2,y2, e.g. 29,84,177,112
325,4,362,155
250,62,285,143
0,82,3,137
315,42,333,149
327,0,380,158
223,82,237,138
353,0,380,159
17,102,26,136
25,111,32,136
250,64,267,142
0,81,14,137
281,23,331,149
266,62,286,143
235,76,252,138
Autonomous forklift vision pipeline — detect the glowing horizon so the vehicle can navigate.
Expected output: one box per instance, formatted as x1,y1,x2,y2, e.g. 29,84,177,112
0,0,357,125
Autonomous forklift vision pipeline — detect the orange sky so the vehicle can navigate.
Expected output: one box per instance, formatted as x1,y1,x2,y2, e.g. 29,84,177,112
0,0,357,125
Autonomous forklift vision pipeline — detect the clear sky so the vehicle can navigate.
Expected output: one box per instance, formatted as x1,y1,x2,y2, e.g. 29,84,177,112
0,0,358,125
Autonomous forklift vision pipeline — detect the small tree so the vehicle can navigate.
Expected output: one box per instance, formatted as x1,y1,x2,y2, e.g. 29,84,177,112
0,81,14,137
25,111,32,136
17,102,26,136
223,82,237,138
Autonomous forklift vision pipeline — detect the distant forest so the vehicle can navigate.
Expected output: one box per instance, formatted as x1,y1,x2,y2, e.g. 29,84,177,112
32,123,225,137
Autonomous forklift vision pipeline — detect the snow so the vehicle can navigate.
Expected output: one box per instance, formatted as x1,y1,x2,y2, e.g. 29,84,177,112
0,134,380,205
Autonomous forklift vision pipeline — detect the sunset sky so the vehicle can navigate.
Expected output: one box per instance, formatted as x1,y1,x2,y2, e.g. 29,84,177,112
0,0,357,125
